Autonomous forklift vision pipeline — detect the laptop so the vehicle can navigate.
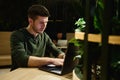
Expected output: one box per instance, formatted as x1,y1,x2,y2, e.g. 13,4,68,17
39,43,79,75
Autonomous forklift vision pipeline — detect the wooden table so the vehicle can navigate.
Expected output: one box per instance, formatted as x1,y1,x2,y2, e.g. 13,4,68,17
0,68,72,80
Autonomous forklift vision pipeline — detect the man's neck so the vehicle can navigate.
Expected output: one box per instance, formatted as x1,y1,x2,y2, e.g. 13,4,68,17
26,25,38,37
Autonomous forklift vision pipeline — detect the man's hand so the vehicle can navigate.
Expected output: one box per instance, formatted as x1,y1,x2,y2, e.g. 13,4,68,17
58,53,65,59
51,58,64,66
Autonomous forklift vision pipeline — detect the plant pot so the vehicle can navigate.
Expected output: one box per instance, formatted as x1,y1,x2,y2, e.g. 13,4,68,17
73,69,80,80
73,65,83,80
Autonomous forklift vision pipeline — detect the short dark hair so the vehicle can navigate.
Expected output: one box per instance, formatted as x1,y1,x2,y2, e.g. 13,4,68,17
28,5,50,20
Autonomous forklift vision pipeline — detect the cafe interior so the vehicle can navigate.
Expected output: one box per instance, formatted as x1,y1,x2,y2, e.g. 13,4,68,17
0,0,120,80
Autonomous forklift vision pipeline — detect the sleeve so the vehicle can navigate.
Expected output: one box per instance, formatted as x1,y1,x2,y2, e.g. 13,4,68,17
10,31,29,68
45,33,64,57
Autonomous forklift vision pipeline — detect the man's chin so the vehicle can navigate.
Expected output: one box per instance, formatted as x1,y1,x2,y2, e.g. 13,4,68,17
38,31,43,34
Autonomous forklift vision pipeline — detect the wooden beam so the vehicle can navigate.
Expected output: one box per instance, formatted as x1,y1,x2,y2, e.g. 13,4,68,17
75,32,120,45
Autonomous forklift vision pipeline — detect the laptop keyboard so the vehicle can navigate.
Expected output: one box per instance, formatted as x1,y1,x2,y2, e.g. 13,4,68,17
39,64,62,74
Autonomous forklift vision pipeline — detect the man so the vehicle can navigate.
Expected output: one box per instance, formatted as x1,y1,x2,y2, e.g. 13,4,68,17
10,5,65,71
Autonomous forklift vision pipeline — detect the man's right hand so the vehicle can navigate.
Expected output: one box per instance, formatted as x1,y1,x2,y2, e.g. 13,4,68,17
51,58,64,66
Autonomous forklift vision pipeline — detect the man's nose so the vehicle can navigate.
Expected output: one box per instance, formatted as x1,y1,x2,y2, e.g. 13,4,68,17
41,23,45,26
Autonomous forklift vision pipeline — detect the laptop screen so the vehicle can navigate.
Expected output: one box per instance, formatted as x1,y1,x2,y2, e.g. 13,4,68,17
61,43,79,75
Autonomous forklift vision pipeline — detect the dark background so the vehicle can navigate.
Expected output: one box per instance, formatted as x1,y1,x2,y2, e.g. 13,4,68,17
0,0,86,40
0,0,119,36
0,0,85,32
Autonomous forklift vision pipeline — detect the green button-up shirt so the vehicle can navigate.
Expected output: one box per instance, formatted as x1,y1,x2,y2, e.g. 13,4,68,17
10,28,63,70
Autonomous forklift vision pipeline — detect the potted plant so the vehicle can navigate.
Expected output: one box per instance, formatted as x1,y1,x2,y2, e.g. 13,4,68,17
68,38,84,80
74,18,86,32
68,17,85,79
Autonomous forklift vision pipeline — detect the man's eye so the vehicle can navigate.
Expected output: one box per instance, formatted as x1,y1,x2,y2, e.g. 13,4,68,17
40,22,43,24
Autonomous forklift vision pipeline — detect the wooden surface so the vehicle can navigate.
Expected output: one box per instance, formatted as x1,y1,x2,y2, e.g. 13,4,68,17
0,68,72,80
0,32,11,55
0,32,12,66
75,32,120,45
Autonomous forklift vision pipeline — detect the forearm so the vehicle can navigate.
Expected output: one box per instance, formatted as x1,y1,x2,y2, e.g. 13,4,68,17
28,56,64,67
28,56,53,67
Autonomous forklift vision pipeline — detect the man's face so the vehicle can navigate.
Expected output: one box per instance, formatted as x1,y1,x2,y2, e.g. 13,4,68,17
29,16,48,34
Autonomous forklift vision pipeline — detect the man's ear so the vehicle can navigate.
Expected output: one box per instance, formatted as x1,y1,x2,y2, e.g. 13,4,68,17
28,18,33,24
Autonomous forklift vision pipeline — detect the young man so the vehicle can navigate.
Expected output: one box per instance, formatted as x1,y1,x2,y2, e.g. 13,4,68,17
10,5,65,71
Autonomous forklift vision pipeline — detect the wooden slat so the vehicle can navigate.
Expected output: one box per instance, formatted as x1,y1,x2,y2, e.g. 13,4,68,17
75,32,120,45
88,33,101,43
109,35,120,45
0,32,12,66
0,32,11,55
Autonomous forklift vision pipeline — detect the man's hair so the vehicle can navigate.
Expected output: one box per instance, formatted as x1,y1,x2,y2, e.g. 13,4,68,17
28,5,50,20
